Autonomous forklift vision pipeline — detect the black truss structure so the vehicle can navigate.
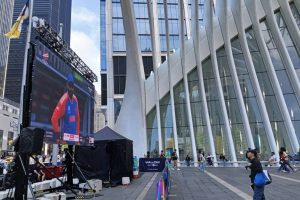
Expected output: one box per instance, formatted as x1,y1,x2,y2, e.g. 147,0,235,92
33,19,97,83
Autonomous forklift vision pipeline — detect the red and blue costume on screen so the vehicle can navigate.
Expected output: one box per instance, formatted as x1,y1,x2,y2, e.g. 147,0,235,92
51,74,80,145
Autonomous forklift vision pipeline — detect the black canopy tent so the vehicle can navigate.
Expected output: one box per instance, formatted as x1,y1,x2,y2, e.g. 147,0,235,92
74,127,133,185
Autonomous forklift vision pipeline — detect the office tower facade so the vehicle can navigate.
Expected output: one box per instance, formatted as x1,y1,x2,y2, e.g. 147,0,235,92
5,0,72,103
0,97,19,151
0,0,14,98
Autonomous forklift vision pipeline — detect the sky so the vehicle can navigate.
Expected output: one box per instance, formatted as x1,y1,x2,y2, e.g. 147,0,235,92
70,0,101,94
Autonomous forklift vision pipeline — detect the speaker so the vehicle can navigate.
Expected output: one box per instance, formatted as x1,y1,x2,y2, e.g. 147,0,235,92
19,127,45,154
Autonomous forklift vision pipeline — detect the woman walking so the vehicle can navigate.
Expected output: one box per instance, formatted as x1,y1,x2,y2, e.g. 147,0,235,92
246,149,265,200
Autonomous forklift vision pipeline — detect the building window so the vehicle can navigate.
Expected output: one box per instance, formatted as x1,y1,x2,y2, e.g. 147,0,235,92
114,99,123,122
246,28,291,155
274,11,300,70
7,131,14,150
216,47,248,160
160,93,175,152
174,80,193,161
101,74,107,105
146,108,159,157
187,68,210,153
2,105,8,111
231,37,270,160
260,19,300,144
202,58,230,159
113,56,126,94
290,2,300,28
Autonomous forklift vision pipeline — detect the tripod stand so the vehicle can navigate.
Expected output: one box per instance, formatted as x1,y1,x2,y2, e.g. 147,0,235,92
19,154,35,200
10,153,35,200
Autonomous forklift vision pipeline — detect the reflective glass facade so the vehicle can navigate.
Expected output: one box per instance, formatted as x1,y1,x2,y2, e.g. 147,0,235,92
260,19,300,143
203,58,230,158
160,93,175,151
100,0,107,71
216,47,247,160
174,80,193,161
0,0,14,98
146,108,159,157
231,37,270,159
290,2,300,28
274,11,300,72
111,0,204,52
188,68,209,153
246,28,291,153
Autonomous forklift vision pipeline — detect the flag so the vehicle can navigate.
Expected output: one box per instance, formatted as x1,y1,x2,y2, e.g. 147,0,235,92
5,0,30,39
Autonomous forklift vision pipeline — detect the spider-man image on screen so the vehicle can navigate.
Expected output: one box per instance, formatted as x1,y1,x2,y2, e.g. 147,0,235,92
51,73,80,145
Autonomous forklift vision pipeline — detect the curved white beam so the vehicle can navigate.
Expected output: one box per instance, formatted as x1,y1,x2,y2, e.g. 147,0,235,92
106,0,115,127
163,0,180,165
191,0,217,166
115,0,147,158
183,0,191,39
179,0,198,167
147,0,163,152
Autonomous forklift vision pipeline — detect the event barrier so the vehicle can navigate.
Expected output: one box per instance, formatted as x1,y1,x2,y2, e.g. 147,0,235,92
155,165,171,200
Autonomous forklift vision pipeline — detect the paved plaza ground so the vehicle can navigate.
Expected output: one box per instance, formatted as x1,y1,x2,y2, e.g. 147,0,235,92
97,166,300,200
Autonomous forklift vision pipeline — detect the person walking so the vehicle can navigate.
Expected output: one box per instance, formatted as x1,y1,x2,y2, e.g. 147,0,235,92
185,154,191,167
266,152,276,167
219,154,226,167
198,151,205,172
171,149,179,170
246,149,265,200
278,147,296,173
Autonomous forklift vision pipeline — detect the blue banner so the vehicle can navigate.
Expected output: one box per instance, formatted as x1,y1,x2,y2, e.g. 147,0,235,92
139,158,166,172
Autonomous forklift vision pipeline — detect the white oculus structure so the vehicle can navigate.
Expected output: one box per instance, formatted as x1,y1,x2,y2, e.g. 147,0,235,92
106,0,300,165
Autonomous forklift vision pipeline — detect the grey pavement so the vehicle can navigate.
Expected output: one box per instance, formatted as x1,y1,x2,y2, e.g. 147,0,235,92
93,166,300,200
206,167,300,200
96,172,159,200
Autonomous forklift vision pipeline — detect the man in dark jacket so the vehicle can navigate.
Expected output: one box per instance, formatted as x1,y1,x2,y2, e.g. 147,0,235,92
246,150,265,200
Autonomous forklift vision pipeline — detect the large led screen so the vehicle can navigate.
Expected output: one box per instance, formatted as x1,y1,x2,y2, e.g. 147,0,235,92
30,42,94,145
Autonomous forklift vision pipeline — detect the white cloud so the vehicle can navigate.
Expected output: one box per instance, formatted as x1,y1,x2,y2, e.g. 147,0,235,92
71,4,101,94
71,30,101,94
72,7,99,26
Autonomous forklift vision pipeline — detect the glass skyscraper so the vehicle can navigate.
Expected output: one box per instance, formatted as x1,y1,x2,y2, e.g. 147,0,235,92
5,0,72,103
0,0,14,98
